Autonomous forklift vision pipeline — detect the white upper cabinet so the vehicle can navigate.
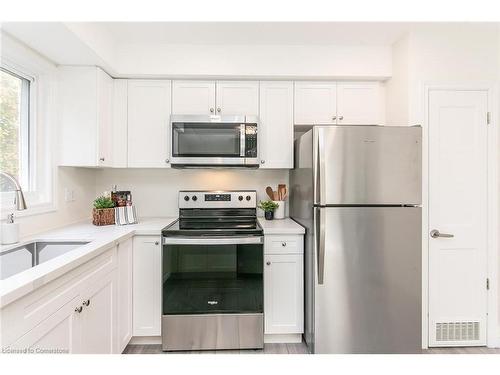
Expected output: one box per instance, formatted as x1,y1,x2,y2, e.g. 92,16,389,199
59,66,114,167
112,79,129,167
259,82,294,169
336,82,384,125
294,82,337,125
215,81,259,116
127,80,172,168
172,80,216,115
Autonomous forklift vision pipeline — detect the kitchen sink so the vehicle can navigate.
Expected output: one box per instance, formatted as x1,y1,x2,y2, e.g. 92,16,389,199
0,240,91,280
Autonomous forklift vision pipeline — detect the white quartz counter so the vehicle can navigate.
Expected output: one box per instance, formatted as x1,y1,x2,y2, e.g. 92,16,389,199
257,217,305,235
0,217,176,308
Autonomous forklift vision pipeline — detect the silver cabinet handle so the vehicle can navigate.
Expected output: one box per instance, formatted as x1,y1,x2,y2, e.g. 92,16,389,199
82,299,90,307
266,261,271,266
99,157,105,162
281,242,287,247
75,306,83,313
210,107,214,113
430,229,454,238
332,116,337,121
217,107,221,113
165,159,170,164
155,241,159,245
338,116,344,120
261,160,265,164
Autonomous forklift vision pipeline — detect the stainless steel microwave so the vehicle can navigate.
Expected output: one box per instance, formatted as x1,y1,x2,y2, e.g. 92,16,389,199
169,115,259,167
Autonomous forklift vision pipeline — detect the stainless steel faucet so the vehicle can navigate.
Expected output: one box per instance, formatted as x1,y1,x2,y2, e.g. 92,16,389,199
0,171,28,210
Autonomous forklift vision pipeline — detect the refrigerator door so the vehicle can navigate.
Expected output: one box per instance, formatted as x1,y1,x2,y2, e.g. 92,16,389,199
314,206,422,353
314,126,422,206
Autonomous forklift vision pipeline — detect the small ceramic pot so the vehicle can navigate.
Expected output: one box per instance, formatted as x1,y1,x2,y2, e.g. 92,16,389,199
264,211,274,220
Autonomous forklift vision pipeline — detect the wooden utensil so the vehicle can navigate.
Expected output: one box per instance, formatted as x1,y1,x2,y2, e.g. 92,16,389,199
278,184,286,200
266,186,275,200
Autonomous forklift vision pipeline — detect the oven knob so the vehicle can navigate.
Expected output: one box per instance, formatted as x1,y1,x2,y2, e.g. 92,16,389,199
184,195,190,201
246,195,251,201
192,195,197,201
238,195,243,201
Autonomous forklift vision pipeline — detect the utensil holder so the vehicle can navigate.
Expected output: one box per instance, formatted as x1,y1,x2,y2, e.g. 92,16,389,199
273,201,285,219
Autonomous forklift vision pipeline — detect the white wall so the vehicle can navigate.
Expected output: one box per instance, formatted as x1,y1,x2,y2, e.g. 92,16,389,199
94,169,289,218
113,43,392,79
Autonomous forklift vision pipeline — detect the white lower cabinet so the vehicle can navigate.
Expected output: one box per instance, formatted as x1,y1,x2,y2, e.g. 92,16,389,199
117,238,133,352
132,236,162,336
264,234,304,339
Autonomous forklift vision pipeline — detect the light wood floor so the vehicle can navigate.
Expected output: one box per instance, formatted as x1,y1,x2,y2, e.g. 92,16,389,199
123,343,500,354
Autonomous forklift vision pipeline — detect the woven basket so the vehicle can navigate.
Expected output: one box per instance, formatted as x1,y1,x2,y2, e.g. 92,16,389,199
92,208,115,226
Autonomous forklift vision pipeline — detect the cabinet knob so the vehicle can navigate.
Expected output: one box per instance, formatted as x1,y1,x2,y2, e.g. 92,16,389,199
210,108,214,113
261,160,265,164
99,157,105,162
339,116,344,120
155,241,159,245
266,261,271,266
165,159,170,164
282,242,287,247
217,107,221,113
82,299,91,307
332,116,337,121
75,306,83,313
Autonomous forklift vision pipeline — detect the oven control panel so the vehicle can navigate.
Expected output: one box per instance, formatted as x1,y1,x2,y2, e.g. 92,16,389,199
179,191,256,209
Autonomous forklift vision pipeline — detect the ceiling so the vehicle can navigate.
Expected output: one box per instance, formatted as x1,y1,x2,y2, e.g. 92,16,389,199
100,22,413,45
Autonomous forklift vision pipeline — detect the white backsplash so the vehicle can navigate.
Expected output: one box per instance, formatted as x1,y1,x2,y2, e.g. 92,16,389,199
95,168,290,217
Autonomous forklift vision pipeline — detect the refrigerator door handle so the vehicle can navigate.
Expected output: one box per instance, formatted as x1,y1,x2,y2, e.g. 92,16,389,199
316,207,326,285
316,128,326,206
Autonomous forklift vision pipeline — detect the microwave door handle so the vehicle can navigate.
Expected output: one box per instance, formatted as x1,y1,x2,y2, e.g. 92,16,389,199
240,124,246,157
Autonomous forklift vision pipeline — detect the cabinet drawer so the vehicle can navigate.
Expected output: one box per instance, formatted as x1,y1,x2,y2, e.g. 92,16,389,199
264,235,303,255
1,247,117,346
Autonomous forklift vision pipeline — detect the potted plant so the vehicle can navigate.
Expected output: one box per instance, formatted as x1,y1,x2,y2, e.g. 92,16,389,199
92,195,115,226
258,200,279,220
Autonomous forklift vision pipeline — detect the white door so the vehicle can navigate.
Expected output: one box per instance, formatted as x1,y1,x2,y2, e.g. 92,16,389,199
264,254,304,334
336,82,383,125
117,238,133,352
215,81,259,115
294,82,337,125
128,80,171,168
133,236,162,336
11,296,81,353
96,68,113,167
428,89,489,347
112,79,128,167
259,81,294,169
80,270,117,354
172,80,216,115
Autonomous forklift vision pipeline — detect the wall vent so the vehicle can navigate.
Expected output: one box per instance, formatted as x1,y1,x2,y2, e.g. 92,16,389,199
436,322,480,341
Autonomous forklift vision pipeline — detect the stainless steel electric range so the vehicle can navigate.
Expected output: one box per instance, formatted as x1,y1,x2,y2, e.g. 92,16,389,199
161,191,264,351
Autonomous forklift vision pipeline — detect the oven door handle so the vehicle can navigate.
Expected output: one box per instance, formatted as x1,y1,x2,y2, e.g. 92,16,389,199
163,236,263,245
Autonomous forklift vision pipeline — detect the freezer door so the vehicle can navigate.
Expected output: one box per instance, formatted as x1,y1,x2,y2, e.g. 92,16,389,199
314,207,422,353
314,126,422,205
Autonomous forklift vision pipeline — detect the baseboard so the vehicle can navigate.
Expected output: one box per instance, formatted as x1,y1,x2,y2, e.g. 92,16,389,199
129,336,162,345
264,334,302,343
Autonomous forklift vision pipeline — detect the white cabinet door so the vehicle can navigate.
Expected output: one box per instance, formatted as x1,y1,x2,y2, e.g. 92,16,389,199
215,81,259,115
172,80,216,115
294,82,337,125
336,82,383,125
259,82,294,169
133,236,162,336
11,296,82,353
96,68,114,167
128,80,172,168
80,270,117,354
264,254,304,334
112,79,128,167
117,238,133,352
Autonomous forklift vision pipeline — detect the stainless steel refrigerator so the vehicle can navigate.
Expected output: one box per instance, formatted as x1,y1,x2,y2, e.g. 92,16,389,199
290,126,422,354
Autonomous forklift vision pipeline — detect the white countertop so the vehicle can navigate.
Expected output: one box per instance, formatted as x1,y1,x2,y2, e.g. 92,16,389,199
257,217,305,235
0,217,177,308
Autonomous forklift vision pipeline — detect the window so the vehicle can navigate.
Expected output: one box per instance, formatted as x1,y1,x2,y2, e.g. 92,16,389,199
0,67,32,193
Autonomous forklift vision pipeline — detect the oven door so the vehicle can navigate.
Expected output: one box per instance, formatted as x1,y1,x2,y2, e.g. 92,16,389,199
162,236,263,316
169,115,258,166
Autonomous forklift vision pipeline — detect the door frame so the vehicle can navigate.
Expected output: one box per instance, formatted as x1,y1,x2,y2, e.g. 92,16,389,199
422,83,499,348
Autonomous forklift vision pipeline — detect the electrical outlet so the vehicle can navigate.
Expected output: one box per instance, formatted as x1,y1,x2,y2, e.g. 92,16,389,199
64,188,75,202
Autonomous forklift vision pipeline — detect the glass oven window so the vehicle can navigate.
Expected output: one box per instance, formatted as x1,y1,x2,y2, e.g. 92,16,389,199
162,243,263,315
172,123,242,157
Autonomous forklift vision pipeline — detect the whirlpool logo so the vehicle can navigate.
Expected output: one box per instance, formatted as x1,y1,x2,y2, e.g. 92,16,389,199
207,300,218,305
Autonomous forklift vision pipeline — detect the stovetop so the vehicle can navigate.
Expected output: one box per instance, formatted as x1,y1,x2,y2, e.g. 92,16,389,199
162,191,263,237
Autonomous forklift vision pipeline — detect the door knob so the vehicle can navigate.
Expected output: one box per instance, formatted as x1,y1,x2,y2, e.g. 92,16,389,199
75,306,83,313
430,229,454,238
338,116,344,120
266,261,271,266
210,108,214,113
82,299,91,307
217,107,221,113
